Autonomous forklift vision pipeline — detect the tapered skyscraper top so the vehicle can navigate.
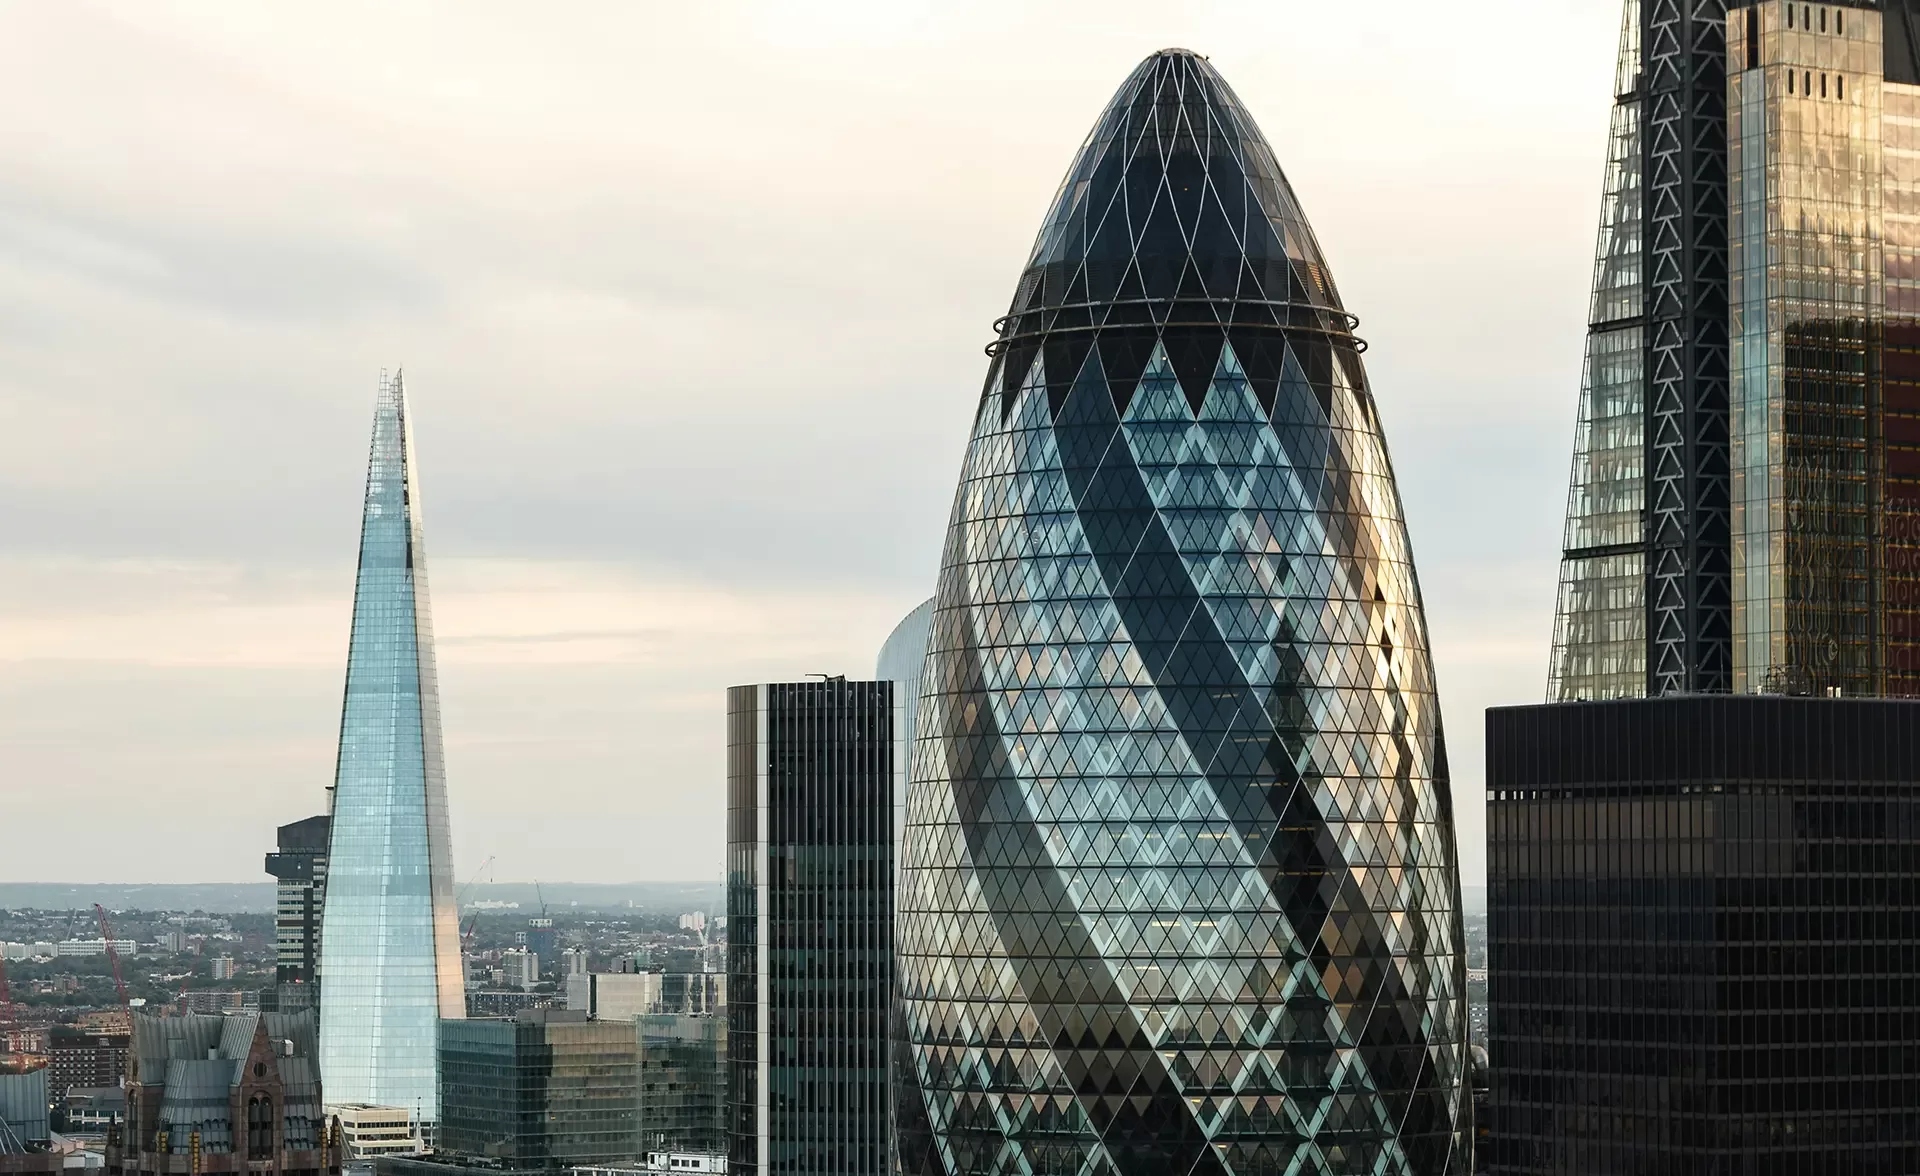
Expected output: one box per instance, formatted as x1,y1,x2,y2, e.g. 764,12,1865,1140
896,49,1470,1176
994,49,1353,423
318,371,464,1121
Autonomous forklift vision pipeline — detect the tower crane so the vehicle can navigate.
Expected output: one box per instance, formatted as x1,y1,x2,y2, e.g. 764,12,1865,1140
0,954,16,1042
95,905,129,1010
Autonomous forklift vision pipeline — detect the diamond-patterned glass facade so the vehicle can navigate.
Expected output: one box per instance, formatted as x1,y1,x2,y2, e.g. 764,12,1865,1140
895,50,1471,1176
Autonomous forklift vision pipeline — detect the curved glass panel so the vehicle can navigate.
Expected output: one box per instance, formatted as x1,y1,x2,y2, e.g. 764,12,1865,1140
896,50,1470,1176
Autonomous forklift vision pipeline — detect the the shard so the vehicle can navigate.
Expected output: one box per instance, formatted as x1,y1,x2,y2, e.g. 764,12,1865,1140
318,371,465,1124
895,50,1471,1176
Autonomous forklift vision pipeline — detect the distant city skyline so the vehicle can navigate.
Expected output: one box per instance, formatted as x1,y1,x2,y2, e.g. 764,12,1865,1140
0,1,1631,887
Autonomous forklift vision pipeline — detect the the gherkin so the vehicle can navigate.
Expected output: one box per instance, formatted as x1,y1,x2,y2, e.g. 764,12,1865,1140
895,50,1470,1176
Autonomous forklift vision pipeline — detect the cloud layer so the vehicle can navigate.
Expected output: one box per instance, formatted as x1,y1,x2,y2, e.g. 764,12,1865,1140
0,0,1624,883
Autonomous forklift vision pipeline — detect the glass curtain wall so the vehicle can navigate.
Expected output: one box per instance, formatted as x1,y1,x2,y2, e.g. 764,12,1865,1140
1549,0,1649,702
896,50,1469,1176
1728,2,1885,696
319,372,466,1123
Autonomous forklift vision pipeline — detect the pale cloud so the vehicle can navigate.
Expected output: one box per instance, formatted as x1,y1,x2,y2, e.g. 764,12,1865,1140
0,0,1625,884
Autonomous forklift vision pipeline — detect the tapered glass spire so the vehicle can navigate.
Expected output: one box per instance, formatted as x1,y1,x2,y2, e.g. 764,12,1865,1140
318,371,464,1122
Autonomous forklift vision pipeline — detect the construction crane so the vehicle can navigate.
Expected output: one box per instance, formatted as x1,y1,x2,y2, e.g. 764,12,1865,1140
0,954,15,1040
95,905,129,1010
455,857,496,959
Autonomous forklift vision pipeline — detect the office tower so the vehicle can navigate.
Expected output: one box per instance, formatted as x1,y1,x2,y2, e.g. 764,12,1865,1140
1552,0,1920,699
110,1011,343,1176
726,680,896,1176
1485,696,1920,1170
637,1013,727,1156
895,48,1470,1176
438,1010,640,1168
265,815,329,1012
318,371,465,1123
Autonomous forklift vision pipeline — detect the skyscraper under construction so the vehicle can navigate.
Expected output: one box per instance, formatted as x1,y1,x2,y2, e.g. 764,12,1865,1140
1549,0,1920,701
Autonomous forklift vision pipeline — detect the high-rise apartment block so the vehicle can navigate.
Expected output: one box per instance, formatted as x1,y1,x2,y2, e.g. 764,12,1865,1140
1552,0,1920,699
47,1027,127,1101
1486,696,1920,1170
439,1010,639,1169
894,48,1471,1173
726,680,896,1176
265,814,329,1012
318,372,465,1125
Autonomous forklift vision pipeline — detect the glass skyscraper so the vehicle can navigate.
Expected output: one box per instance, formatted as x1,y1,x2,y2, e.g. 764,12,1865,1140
895,49,1470,1176
319,371,465,1124
1550,0,1920,700
726,680,897,1176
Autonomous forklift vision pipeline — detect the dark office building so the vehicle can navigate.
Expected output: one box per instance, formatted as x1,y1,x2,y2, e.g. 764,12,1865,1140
726,680,894,1176
264,814,329,1012
1485,696,1920,1173
439,1009,638,1170
637,1014,726,1156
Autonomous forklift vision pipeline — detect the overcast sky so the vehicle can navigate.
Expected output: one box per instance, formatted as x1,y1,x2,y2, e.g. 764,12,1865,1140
0,0,1624,888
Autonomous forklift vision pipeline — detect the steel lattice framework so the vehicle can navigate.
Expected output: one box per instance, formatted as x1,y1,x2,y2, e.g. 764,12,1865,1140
1642,0,1733,695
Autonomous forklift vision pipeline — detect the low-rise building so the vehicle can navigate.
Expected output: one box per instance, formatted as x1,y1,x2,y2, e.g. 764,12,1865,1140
108,1011,342,1176
0,1068,55,1172
51,942,134,960
64,1089,125,1131
440,1010,637,1169
332,1104,426,1161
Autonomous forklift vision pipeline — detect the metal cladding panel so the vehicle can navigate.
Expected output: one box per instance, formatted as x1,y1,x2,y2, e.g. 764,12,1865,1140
1642,0,1733,695
897,49,1470,1176
319,372,464,1122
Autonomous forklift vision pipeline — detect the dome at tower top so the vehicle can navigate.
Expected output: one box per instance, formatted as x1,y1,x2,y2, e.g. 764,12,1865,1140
1006,49,1346,332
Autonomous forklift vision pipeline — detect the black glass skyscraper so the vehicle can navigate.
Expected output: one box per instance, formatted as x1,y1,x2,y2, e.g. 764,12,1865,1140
726,680,897,1176
1485,696,1920,1171
894,49,1471,1176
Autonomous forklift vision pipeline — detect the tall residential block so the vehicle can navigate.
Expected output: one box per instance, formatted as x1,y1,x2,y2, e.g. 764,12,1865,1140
319,372,465,1123
1551,0,1920,699
895,49,1471,1175
265,815,329,1012
1485,696,1920,1171
726,681,896,1176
